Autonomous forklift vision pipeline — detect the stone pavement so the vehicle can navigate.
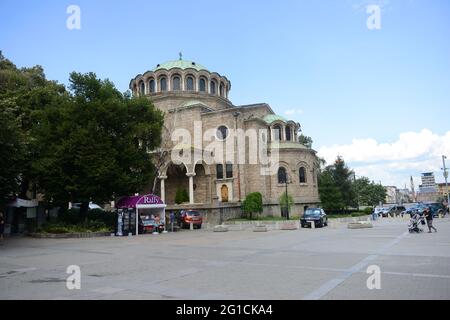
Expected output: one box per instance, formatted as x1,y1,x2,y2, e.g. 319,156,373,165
0,216,449,300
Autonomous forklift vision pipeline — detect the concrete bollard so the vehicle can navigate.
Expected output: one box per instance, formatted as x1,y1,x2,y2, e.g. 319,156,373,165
311,221,315,229
190,222,194,231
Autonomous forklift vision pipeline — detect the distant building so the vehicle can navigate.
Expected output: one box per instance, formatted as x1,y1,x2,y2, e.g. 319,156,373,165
417,172,439,202
385,186,398,204
437,183,450,198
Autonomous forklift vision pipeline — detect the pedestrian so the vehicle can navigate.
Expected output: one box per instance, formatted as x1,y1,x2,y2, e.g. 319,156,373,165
424,207,437,233
0,211,5,244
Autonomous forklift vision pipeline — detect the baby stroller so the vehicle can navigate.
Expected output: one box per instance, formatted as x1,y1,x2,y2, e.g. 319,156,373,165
408,212,425,233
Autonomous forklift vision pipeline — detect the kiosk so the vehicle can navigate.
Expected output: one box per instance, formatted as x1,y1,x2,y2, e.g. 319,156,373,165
116,194,166,236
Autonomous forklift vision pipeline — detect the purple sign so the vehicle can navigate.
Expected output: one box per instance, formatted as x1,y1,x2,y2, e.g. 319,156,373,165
117,194,164,209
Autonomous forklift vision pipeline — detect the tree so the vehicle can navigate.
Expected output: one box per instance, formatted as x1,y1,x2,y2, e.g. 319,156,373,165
279,192,294,218
32,72,164,218
0,52,66,202
330,157,355,211
352,177,387,207
318,170,345,212
299,134,313,148
0,106,24,206
175,187,189,204
242,192,263,220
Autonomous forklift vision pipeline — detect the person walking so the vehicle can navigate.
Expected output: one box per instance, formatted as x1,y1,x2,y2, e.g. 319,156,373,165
0,211,5,244
424,207,437,233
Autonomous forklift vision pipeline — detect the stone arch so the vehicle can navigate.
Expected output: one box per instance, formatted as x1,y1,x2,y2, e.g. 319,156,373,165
165,162,189,205
193,162,210,204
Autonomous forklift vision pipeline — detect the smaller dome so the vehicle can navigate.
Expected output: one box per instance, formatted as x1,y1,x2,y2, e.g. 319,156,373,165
152,60,208,72
263,114,288,124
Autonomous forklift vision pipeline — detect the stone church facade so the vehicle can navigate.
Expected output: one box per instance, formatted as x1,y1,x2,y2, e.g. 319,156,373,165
130,58,320,222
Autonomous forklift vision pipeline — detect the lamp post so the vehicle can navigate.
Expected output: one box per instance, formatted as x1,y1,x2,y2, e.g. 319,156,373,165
284,177,290,220
442,155,450,211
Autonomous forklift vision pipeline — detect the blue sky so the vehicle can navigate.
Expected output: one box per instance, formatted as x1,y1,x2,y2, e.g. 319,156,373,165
1,0,450,189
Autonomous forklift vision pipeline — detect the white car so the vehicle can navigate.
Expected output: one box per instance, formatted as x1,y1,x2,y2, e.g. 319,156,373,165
71,202,104,211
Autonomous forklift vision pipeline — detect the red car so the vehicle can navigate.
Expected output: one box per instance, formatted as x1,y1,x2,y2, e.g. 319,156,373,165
179,210,203,229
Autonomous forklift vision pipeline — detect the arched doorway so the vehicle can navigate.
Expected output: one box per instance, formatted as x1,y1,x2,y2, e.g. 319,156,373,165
221,185,229,203
194,163,209,204
165,163,188,205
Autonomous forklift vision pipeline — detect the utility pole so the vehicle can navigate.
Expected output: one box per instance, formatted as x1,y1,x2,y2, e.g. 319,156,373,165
442,155,449,210
282,173,290,220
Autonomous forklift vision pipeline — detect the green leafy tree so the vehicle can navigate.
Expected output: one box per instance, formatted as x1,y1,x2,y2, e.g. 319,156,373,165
32,72,164,218
0,106,25,206
352,177,387,207
299,134,313,148
318,170,345,212
0,52,66,202
242,192,263,220
175,187,189,204
329,157,355,211
279,192,294,219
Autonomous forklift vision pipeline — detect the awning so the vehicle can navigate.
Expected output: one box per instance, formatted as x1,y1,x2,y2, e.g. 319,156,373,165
117,194,166,209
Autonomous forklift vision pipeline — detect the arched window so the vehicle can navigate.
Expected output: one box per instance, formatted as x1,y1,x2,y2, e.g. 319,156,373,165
226,163,233,178
210,81,216,95
285,126,292,141
199,78,206,92
273,125,282,141
278,167,287,184
219,84,224,97
149,79,155,93
313,168,317,185
216,164,224,180
299,167,307,183
139,81,145,95
186,76,194,91
172,76,181,91
160,77,167,92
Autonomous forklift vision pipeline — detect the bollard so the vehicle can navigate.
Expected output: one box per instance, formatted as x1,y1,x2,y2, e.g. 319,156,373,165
439,214,442,219
311,221,315,229
190,222,194,231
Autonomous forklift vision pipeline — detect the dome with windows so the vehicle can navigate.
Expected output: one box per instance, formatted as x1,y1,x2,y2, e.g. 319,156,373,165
152,60,208,72
130,56,231,100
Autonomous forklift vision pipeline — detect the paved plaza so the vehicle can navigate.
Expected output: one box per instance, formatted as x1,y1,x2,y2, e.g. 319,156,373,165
1,217,449,300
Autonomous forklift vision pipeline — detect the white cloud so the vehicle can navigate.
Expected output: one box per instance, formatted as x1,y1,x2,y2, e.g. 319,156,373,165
284,109,303,116
318,129,450,188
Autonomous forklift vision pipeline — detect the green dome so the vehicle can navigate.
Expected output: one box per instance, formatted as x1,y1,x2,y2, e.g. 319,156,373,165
263,114,288,124
152,60,208,72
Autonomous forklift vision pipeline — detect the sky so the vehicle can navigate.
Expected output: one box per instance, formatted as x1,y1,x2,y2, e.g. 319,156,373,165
1,0,449,190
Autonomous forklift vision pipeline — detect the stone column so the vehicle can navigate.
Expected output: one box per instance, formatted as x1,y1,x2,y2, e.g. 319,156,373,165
282,125,286,141
159,175,167,203
187,172,196,204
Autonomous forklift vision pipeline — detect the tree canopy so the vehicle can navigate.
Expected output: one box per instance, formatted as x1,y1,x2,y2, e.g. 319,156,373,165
242,192,263,220
0,52,164,214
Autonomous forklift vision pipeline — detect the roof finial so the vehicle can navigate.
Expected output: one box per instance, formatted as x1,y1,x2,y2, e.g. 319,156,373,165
179,52,182,60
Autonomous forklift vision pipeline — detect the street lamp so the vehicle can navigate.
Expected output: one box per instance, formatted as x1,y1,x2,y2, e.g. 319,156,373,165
283,175,290,220
442,155,450,211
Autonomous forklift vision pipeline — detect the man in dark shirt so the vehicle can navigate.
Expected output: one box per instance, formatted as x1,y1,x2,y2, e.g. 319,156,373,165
424,207,437,233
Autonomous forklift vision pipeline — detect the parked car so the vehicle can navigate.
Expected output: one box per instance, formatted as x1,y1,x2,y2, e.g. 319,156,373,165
425,202,445,218
405,204,427,217
139,215,165,234
71,202,104,211
178,210,203,229
379,207,392,217
387,205,406,217
300,208,328,228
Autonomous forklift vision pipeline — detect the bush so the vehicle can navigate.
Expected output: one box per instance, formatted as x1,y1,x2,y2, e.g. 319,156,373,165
363,207,373,215
175,187,189,204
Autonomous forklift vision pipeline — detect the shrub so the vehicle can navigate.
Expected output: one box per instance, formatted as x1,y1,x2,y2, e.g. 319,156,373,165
175,187,189,204
363,207,373,215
